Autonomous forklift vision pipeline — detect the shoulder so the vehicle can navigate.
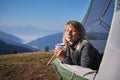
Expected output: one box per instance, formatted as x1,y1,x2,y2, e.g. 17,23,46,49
81,40,94,49
76,40,91,52
81,40,99,53
79,40,90,48
76,39,98,53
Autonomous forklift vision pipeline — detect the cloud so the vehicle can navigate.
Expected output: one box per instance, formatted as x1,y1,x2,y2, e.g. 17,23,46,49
0,25,62,43
15,34,40,43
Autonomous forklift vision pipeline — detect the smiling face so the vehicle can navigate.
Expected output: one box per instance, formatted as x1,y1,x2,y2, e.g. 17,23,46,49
64,24,79,43
63,20,86,47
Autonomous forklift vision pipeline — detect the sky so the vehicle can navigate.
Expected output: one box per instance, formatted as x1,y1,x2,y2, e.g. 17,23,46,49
0,0,90,43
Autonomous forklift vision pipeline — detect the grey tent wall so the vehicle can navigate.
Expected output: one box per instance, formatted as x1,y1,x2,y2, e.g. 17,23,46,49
82,0,114,54
95,0,120,80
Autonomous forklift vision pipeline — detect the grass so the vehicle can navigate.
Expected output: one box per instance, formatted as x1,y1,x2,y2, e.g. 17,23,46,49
0,52,59,80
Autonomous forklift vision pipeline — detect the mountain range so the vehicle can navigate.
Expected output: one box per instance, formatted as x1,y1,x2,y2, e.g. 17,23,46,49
0,25,60,43
0,30,63,54
0,31,23,43
0,30,108,54
27,33,63,51
0,31,37,54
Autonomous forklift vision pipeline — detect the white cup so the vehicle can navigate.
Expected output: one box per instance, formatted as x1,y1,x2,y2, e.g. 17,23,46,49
56,43,65,51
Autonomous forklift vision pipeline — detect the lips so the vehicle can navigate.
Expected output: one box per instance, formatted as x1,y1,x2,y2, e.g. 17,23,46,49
67,36,72,39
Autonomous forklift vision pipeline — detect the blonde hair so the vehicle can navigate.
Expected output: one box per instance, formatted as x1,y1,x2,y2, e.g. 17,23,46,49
63,20,86,56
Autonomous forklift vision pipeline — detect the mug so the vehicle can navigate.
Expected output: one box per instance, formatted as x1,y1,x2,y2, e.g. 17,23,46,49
55,43,65,51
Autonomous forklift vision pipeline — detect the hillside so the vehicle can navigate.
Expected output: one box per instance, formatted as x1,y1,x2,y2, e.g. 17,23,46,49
28,33,63,51
0,30,22,43
0,52,59,80
0,31,37,54
0,40,34,55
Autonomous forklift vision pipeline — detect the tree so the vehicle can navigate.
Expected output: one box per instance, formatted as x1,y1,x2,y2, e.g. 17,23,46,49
12,50,17,54
44,46,49,52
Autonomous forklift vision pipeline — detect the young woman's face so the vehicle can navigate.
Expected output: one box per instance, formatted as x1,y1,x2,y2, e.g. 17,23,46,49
64,24,79,43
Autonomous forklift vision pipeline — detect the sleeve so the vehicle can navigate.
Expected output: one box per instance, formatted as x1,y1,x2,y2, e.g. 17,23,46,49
80,43,96,68
61,57,74,65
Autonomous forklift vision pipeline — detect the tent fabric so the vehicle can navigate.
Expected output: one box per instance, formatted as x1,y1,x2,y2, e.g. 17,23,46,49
52,58,97,80
82,0,114,33
95,0,120,80
82,0,115,54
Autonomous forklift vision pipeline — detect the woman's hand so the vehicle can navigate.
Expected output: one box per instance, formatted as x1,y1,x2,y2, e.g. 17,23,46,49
54,46,67,61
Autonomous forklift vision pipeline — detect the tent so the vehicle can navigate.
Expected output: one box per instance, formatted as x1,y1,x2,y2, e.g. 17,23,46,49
95,0,120,79
82,0,115,54
52,0,120,80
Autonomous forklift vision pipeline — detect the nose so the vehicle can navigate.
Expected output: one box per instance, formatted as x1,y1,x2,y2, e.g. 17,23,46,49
68,30,72,35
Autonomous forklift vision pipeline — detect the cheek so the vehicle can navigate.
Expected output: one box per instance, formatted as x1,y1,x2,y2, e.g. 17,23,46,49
75,33,79,37
64,34,71,41
64,32,69,37
73,33,79,39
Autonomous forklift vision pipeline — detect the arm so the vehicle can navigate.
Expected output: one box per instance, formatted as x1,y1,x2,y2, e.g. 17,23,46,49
80,43,96,69
54,46,73,65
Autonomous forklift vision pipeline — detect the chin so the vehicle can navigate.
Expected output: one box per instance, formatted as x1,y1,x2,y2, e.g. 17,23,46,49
68,40,73,43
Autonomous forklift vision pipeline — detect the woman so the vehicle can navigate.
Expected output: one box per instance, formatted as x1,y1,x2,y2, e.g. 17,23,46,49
54,20,101,70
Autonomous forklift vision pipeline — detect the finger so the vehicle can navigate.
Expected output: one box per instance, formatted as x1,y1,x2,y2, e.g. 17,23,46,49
54,50,58,55
54,49,60,56
55,46,62,51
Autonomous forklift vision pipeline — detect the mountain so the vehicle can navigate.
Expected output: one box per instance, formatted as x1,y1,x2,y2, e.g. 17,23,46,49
0,30,22,43
27,33,63,51
0,31,38,54
0,25,59,36
0,40,33,55
0,25,60,43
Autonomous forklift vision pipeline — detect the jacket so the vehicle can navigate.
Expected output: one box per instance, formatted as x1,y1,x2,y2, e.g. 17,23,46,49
62,39,101,70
